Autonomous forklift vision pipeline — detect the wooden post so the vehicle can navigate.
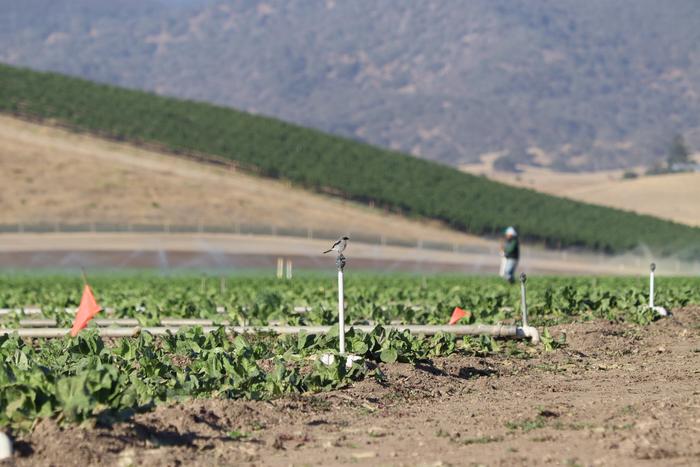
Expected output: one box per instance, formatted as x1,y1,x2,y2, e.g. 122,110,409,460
276,258,284,278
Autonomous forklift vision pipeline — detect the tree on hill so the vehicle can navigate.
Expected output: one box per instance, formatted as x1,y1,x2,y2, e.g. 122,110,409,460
667,134,691,168
493,154,521,173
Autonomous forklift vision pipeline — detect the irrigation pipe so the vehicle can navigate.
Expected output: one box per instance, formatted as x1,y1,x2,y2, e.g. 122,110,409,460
16,318,238,327
0,324,540,341
649,263,669,317
337,254,346,355
14,318,455,328
18,318,142,327
520,273,529,328
0,306,227,316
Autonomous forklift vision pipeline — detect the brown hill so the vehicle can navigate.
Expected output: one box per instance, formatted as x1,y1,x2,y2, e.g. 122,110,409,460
0,114,485,245
461,157,700,227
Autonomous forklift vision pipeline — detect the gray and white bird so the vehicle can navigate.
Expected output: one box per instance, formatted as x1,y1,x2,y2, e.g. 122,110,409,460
323,236,349,254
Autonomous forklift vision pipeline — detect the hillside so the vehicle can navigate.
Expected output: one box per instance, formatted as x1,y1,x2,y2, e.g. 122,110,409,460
0,114,480,246
1,0,699,169
461,159,700,227
2,64,700,258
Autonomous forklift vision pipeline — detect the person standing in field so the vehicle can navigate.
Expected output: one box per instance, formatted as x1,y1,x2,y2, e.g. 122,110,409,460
500,226,519,283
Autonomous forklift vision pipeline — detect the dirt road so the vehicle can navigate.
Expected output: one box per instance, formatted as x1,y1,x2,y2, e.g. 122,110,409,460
12,308,700,466
0,232,682,275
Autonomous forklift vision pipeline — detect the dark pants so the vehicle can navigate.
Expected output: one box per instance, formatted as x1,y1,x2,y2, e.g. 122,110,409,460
503,258,518,283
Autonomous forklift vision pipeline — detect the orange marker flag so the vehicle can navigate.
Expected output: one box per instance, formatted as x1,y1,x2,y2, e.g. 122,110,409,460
448,307,470,325
70,284,102,336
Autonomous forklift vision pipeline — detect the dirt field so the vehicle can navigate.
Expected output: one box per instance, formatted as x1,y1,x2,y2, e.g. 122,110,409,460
10,307,699,466
0,115,479,244
460,156,700,227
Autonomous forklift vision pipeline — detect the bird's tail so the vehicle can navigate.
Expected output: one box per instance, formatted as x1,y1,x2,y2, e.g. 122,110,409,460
323,249,332,254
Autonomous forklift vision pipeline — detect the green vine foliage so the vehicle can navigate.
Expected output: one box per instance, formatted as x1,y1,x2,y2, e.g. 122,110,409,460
2,63,700,257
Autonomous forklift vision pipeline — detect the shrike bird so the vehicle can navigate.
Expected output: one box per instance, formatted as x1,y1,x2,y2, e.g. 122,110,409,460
323,236,349,254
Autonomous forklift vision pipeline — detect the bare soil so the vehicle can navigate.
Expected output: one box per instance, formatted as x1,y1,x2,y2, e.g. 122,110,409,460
7,308,700,466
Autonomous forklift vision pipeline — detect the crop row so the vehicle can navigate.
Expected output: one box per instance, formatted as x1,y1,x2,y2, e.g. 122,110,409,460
1,275,698,328
0,324,477,430
1,274,696,430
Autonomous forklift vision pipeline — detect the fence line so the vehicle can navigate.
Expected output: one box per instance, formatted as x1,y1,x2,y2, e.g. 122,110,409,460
2,222,699,273
0,222,494,255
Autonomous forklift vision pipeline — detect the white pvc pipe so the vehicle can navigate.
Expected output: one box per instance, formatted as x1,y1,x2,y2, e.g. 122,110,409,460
648,263,669,317
0,307,120,316
520,273,529,328
1,307,229,317
0,432,12,460
338,269,345,354
649,263,655,308
18,319,57,327
0,327,137,338
160,318,216,326
18,318,147,327
0,308,42,316
0,324,540,342
2,304,422,317
95,318,140,326
13,317,438,328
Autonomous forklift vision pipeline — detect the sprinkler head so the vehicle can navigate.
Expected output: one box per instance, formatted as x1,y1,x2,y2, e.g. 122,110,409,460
650,263,656,272
520,272,527,283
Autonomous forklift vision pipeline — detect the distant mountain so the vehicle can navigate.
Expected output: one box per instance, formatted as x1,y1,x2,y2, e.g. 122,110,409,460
1,0,699,170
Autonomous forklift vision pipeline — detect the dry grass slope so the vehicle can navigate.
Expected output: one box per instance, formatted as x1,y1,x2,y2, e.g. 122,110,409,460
461,158,700,227
0,115,485,245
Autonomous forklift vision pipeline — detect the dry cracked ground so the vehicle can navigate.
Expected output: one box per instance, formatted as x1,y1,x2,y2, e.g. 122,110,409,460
6,308,700,467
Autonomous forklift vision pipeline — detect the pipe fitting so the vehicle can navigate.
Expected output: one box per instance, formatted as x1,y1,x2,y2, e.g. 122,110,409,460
517,325,541,344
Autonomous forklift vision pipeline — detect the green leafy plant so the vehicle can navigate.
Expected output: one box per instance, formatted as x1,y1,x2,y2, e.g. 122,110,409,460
540,328,567,352
1,273,696,431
